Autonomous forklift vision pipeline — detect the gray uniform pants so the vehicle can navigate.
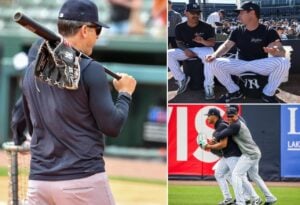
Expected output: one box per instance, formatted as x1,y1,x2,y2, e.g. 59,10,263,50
232,155,276,205
27,172,115,205
214,156,257,201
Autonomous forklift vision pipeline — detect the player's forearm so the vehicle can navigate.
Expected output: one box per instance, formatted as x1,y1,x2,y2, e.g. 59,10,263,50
213,40,234,58
207,142,226,150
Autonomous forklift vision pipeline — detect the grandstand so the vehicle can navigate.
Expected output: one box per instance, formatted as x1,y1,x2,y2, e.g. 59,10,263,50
172,0,300,20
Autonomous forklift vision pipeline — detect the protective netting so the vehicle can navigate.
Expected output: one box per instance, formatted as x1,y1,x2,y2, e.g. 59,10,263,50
2,141,30,205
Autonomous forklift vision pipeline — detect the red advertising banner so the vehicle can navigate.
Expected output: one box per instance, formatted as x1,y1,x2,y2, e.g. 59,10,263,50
168,104,239,176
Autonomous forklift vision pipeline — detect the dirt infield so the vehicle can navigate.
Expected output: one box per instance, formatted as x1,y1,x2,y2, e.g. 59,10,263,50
0,150,166,180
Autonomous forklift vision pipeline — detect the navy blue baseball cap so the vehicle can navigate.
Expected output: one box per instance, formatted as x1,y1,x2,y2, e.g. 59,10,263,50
186,3,201,12
58,0,109,28
205,108,221,117
226,107,238,117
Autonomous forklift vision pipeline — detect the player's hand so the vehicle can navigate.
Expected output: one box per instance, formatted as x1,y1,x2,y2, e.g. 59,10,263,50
205,54,216,62
207,138,216,145
263,46,280,56
192,36,204,44
184,49,197,58
113,73,137,95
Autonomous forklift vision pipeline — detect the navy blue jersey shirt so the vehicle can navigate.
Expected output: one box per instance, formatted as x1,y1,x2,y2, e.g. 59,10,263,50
22,57,131,181
214,119,241,158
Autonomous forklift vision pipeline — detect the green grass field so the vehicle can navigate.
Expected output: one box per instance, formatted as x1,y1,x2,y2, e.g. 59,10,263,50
169,183,300,205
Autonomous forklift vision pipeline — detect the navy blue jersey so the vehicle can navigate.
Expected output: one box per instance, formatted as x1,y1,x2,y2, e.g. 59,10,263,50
214,119,241,158
23,57,131,181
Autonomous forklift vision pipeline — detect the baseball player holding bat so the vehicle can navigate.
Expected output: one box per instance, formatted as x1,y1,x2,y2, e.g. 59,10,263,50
22,0,136,204
206,1,290,103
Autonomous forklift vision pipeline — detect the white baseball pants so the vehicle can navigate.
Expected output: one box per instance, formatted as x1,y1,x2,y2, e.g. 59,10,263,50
210,57,290,96
168,47,215,87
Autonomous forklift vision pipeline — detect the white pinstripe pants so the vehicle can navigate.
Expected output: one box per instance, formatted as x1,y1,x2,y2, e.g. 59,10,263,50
210,57,290,96
168,47,215,87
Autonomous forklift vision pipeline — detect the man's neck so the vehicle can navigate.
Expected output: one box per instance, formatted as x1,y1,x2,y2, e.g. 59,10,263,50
245,20,259,31
65,36,84,54
187,20,199,27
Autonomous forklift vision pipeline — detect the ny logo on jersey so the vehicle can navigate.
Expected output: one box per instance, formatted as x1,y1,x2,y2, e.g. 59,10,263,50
244,78,260,89
250,38,262,43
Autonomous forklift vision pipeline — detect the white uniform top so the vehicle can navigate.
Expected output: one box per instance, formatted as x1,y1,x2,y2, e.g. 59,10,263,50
206,12,220,28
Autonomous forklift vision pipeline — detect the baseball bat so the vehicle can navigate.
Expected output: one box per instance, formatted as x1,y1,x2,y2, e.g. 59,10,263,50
13,12,121,80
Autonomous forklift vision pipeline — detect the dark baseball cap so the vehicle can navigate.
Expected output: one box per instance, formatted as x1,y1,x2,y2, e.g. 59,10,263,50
226,107,238,117
234,1,260,13
186,3,201,12
58,0,109,28
205,108,221,117
226,104,239,112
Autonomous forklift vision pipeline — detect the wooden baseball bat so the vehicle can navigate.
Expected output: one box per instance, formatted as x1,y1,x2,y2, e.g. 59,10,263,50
13,12,121,80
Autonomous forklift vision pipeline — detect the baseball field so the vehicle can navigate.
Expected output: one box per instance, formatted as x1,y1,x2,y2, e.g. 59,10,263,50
169,181,300,205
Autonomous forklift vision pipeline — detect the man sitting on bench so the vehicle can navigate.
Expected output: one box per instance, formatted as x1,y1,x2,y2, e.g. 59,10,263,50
206,1,290,103
168,2,216,100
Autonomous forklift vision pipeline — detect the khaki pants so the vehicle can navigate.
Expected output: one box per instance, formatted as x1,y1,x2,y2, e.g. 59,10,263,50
27,172,115,205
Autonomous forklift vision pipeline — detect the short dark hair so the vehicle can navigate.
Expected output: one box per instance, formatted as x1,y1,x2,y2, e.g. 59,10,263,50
57,19,89,37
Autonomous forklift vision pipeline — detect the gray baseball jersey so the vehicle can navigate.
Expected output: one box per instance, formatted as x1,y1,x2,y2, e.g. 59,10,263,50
214,119,261,159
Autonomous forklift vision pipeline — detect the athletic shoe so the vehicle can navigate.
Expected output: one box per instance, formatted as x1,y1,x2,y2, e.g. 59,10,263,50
252,197,262,205
176,76,190,95
246,199,251,204
218,198,235,205
204,85,215,100
261,93,278,103
217,90,243,103
264,199,277,205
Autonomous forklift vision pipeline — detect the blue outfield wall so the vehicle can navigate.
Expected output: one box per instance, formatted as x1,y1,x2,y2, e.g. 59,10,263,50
281,105,300,179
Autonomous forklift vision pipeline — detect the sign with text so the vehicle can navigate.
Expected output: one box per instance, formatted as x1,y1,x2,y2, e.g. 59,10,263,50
281,105,300,178
168,105,232,176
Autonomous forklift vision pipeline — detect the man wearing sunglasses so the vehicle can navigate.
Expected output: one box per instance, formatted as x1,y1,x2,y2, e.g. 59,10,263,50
168,2,216,100
213,107,277,205
22,0,136,204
